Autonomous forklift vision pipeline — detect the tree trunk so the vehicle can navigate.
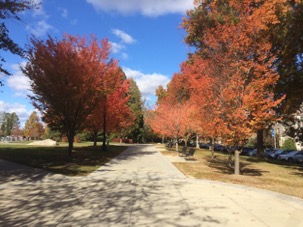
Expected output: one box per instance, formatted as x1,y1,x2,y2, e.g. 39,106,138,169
67,133,75,157
210,137,215,159
184,137,188,148
196,133,199,149
93,131,97,147
228,151,233,168
175,137,179,152
257,129,264,158
234,149,240,175
106,135,110,146
162,134,164,144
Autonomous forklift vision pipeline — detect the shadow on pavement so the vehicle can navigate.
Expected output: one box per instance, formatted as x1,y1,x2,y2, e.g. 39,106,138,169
0,160,54,184
0,145,224,226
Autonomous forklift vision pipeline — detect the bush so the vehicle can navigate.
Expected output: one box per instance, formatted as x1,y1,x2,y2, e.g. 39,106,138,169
77,132,93,142
282,138,297,150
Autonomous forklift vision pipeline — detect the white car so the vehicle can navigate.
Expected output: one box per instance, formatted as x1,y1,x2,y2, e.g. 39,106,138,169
278,151,301,162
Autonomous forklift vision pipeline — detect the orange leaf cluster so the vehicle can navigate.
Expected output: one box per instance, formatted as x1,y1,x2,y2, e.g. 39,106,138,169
152,0,289,147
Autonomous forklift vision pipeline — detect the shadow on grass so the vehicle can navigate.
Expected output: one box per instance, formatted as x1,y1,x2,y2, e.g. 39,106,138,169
0,144,128,177
245,157,303,177
290,168,303,177
206,157,268,176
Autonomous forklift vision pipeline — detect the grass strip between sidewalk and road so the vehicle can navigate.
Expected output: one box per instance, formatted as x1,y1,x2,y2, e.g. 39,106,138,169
0,142,128,176
157,144,303,199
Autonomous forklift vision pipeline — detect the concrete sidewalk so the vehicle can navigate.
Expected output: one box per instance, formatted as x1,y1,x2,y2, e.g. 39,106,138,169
1,144,303,226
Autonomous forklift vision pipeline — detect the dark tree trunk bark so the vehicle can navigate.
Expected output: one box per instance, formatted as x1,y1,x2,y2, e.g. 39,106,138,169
93,131,97,147
257,129,264,158
67,133,75,157
106,134,110,146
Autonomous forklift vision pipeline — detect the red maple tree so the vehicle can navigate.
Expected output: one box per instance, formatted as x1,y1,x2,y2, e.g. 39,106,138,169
85,78,134,147
23,34,117,156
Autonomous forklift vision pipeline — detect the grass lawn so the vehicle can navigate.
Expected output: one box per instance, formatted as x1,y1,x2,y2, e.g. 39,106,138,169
158,144,303,199
0,142,128,176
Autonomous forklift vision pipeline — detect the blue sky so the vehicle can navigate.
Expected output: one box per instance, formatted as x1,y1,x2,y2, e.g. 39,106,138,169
0,0,194,126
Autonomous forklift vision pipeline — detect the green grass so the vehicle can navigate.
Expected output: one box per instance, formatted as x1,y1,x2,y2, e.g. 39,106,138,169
159,144,303,199
0,142,128,176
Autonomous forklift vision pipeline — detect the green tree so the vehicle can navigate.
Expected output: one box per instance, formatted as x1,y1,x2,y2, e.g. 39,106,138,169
271,1,303,115
0,112,20,136
282,138,297,151
126,78,144,143
42,125,61,142
24,111,44,139
0,0,39,85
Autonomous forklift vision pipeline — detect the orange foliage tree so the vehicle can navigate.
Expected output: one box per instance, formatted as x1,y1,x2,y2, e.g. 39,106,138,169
180,0,287,174
181,55,229,158
148,72,197,151
23,34,117,156
148,99,195,152
85,77,134,147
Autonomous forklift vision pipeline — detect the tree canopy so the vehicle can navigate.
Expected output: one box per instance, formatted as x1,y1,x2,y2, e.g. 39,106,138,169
0,0,39,84
22,34,118,155
149,0,292,174
23,111,43,139
0,112,20,136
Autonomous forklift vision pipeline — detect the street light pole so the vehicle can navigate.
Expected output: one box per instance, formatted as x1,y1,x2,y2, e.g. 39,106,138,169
101,94,107,151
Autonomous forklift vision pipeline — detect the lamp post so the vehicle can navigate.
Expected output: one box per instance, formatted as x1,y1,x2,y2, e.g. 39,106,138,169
101,94,107,151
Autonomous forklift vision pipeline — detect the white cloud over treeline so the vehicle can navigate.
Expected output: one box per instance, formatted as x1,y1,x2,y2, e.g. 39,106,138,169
123,67,170,99
86,0,194,17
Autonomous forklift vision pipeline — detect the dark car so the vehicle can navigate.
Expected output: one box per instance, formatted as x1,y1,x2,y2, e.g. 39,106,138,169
275,150,294,159
240,147,255,156
199,143,210,149
214,144,227,152
267,149,283,159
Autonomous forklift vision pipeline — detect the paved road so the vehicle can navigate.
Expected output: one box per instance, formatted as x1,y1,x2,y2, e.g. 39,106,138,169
1,145,303,226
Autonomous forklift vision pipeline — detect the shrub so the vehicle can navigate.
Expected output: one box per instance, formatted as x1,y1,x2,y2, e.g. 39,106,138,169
282,138,297,150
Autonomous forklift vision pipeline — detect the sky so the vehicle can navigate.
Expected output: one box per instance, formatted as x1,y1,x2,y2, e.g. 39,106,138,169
0,0,195,127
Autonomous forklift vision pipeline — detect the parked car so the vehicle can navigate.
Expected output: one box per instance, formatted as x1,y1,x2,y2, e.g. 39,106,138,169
248,149,257,156
264,148,274,157
214,144,227,152
288,151,303,163
271,150,292,159
266,149,283,159
240,147,255,156
278,150,301,162
199,143,210,149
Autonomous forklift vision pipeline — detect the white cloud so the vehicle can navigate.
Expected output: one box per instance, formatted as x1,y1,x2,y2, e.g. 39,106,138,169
121,53,128,60
31,0,48,18
112,29,136,44
86,0,194,17
71,19,78,25
7,62,32,97
26,20,54,37
59,8,68,18
122,67,170,98
109,42,125,53
0,101,34,127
